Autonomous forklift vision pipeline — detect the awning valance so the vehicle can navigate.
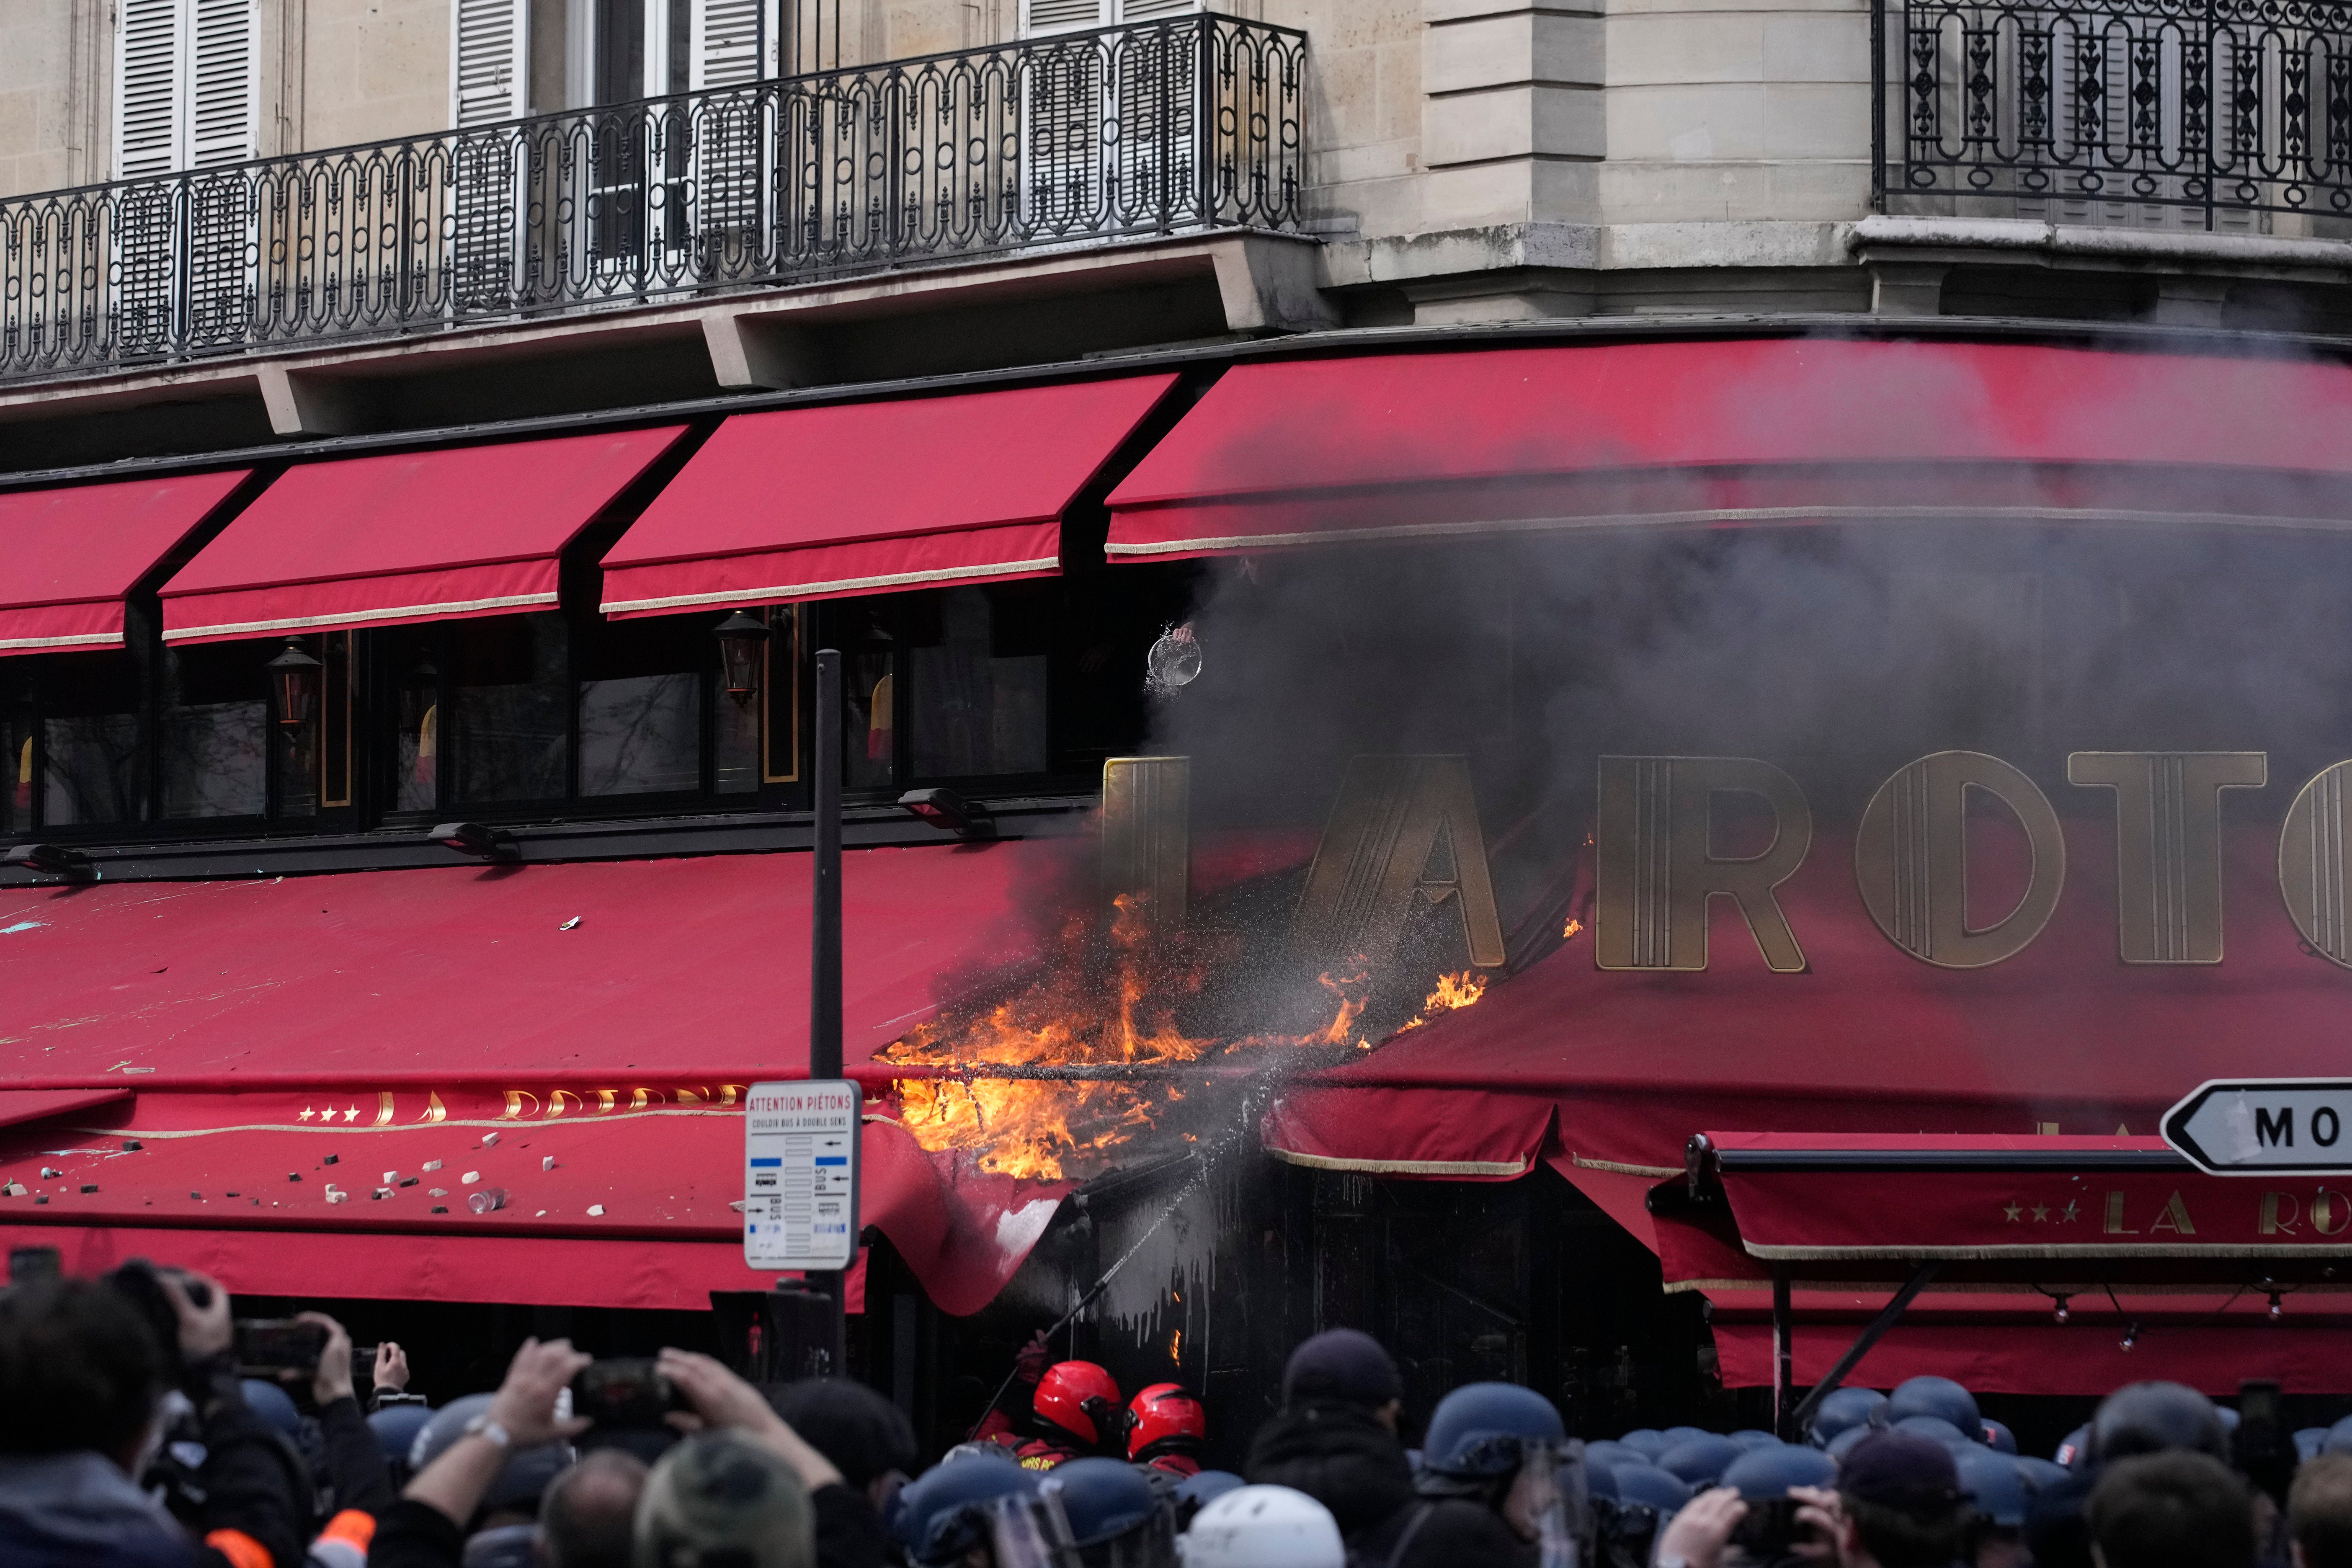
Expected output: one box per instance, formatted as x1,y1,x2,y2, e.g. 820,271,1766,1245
0,843,1078,1313
0,472,250,653
598,376,1178,616
1105,340,2352,559
159,428,688,645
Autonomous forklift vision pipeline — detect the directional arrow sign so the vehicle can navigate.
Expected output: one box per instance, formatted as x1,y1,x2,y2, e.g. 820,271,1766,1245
2164,1079,2352,1176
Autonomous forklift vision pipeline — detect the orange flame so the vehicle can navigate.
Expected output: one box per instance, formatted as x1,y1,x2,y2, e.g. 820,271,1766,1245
1562,916,1583,940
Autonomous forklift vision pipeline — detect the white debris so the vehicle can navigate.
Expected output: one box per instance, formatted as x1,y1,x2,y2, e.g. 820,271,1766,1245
586,1204,605,1217
462,1171,480,1184
542,1156,555,1171
728,1200,746,1212
40,1168,61,1179
429,1188,449,1197
325,1190,349,1205
482,1132,499,1147
423,1160,442,1172
559,917,580,931
383,1171,397,1184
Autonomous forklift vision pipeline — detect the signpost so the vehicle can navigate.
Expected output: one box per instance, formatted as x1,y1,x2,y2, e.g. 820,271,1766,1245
743,1078,861,1271
2164,1078,2352,1176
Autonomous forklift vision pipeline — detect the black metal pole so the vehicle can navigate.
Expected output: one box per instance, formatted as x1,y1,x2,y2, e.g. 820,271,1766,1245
1772,1268,1795,1439
1787,1261,1939,1438
811,647,843,1083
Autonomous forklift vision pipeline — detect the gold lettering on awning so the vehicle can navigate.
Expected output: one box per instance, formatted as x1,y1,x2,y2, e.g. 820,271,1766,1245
1856,751,2066,968
2068,752,2265,964
2280,761,2352,969
1594,756,1812,972
1291,756,1504,970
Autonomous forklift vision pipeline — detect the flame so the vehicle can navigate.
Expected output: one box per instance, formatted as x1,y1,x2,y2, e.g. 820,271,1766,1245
883,895,1498,1181
1169,1329,1183,1362
885,895,1385,1181
1562,916,1584,940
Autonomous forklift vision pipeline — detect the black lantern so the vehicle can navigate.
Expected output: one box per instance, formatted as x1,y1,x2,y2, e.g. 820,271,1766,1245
712,609,771,703
267,637,323,731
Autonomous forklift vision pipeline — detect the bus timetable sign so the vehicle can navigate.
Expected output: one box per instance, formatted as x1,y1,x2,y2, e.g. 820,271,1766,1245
2163,1080,2352,1176
743,1080,860,1271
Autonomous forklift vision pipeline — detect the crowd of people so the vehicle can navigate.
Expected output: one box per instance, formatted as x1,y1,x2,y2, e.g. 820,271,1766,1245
4,1258,2350,1568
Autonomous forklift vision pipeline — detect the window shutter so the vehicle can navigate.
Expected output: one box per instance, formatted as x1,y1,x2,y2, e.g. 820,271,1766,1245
1113,0,1197,18
691,0,770,89
187,0,258,167
115,0,183,179
1021,0,1111,36
451,0,529,128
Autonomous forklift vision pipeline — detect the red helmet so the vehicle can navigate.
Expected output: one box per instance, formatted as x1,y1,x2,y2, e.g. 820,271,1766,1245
1126,1382,1207,1462
1032,1360,1123,1446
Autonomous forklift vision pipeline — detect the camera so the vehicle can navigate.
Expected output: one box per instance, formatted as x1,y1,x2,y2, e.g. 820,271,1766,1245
233,1318,330,1373
570,1359,689,1429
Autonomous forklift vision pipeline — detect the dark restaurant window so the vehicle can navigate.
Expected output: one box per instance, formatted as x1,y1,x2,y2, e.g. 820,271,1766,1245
2,698,30,839
448,614,569,807
910,587,1050,779
577,614,707,799
40,652,144,827
158,640,267,820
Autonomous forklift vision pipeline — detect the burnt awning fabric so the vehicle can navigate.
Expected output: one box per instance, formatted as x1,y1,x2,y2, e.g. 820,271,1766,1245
1104,340,2352,559
598,375,1178,616
0,844,1079,1313
0,472,250,652
158,428,688,645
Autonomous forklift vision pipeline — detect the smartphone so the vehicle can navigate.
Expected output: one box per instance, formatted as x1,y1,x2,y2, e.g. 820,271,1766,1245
570,1359,686,1429
1730,1497,1805,1557
234,1318,329,1371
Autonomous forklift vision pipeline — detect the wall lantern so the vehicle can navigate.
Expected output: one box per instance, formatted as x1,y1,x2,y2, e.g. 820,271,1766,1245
712,610,770,703
268,638,323,731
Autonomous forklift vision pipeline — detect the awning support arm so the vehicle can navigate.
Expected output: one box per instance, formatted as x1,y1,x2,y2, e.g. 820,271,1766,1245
1784,1260,1941,1439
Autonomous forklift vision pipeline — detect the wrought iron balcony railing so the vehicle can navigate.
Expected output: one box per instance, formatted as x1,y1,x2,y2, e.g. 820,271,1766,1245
1875,0,2352,227
0,13,1304,384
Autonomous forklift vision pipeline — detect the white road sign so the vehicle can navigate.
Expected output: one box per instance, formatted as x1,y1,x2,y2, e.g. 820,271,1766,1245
2163,1078,2352,1176
743,1079,860,1271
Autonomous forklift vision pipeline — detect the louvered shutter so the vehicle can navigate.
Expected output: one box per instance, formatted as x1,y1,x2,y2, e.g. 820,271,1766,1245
115,0,183,178
187,0,257,166
1021,0,1109,35
451,0,529,128
1114,0,1196,18
691,0,769,88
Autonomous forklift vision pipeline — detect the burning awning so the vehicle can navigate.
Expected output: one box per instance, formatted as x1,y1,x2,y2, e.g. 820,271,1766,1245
598,376,1179,616
158,428,689,644
1103,340,2352,559
0,472,251,652
0,844,1082,1313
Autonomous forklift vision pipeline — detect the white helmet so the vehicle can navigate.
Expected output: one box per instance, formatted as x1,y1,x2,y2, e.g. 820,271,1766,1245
1178,1485,1345,1568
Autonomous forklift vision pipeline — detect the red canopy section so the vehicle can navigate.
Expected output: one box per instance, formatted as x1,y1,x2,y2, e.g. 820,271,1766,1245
598,376,1177,616
159,428,687,645
0,842,1085,1313
0,472,250,652
1265,820,2352,1188
1105,340,2352,559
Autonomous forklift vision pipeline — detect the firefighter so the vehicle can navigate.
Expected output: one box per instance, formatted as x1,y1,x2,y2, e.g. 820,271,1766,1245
1127,1384,1207,1479
976,1330,1127,1470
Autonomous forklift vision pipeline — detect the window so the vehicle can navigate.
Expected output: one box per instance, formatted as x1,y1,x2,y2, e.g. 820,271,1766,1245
2,701,31,841
910,587,1049,778
158,640,267,820
449,614,570,807
40,654,145,828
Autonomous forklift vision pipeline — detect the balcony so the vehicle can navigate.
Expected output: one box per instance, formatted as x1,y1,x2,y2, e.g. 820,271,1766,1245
1875,0,2352,230
0,14,1305,387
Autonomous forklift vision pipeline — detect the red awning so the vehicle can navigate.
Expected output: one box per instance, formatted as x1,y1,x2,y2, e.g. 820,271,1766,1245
1105,340,2352,558
1706,1291,2352,1396
0,843,1082,1313
159,428,688,645
0,472,250,653
598,376,1178,616
1263,820,2352,1186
